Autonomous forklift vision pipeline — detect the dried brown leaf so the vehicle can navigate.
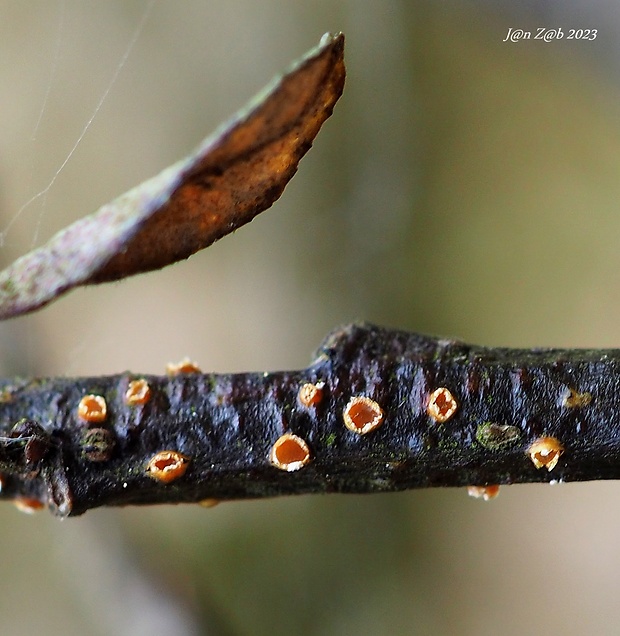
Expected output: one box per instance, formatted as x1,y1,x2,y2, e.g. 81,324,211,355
0,33,345,319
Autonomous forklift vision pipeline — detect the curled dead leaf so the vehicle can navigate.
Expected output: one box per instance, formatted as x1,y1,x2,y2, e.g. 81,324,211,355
0,33,345,319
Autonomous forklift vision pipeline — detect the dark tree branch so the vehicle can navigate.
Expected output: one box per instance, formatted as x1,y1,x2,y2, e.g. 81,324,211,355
1,323,618,516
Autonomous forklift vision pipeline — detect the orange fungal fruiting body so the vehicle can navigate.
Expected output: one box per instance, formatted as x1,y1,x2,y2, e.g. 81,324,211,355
199,498,220,508
298,382,324,407
562,388,592,408
77,394,107,423
427,387,458,423
343,396,384,435
146,450,190,483
467,485,500,501
269,433,312,471
528,436,564,471
13,497,45,514
125,379,152,406
166,358,201,375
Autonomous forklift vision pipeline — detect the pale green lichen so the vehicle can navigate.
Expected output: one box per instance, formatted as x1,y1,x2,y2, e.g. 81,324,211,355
324,432,337,447
476,422,521,450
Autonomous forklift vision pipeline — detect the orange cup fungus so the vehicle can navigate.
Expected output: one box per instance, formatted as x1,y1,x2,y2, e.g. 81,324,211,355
166,358,202,375
13,497,45,514
527,436,564,471
467,485,500,501
146,450,190,484
343,396,384,435
125,379,152,406
298,382,324,408
269,433,312,472
77,394,107,423
427,387,458,423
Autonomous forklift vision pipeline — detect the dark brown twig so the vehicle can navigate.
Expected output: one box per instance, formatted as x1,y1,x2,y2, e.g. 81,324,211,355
1,323,618,516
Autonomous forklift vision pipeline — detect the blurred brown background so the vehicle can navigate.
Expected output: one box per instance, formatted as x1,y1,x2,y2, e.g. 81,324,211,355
1,1,620,634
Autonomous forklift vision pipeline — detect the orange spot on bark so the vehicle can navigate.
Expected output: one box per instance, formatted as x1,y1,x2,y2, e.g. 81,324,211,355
467,485,500,501
146,450,190,483
77,394,107,423
298,382,324,407
13,497,45,514
199,498,220,508
166,358,202,375
427,388,458,423
269,433,312,471
343,396,384,435
528,436,564,471
562,388,592,408
125,379,152,406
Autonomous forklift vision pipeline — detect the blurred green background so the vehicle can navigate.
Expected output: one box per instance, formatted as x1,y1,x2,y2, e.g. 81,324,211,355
1,1,620,634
